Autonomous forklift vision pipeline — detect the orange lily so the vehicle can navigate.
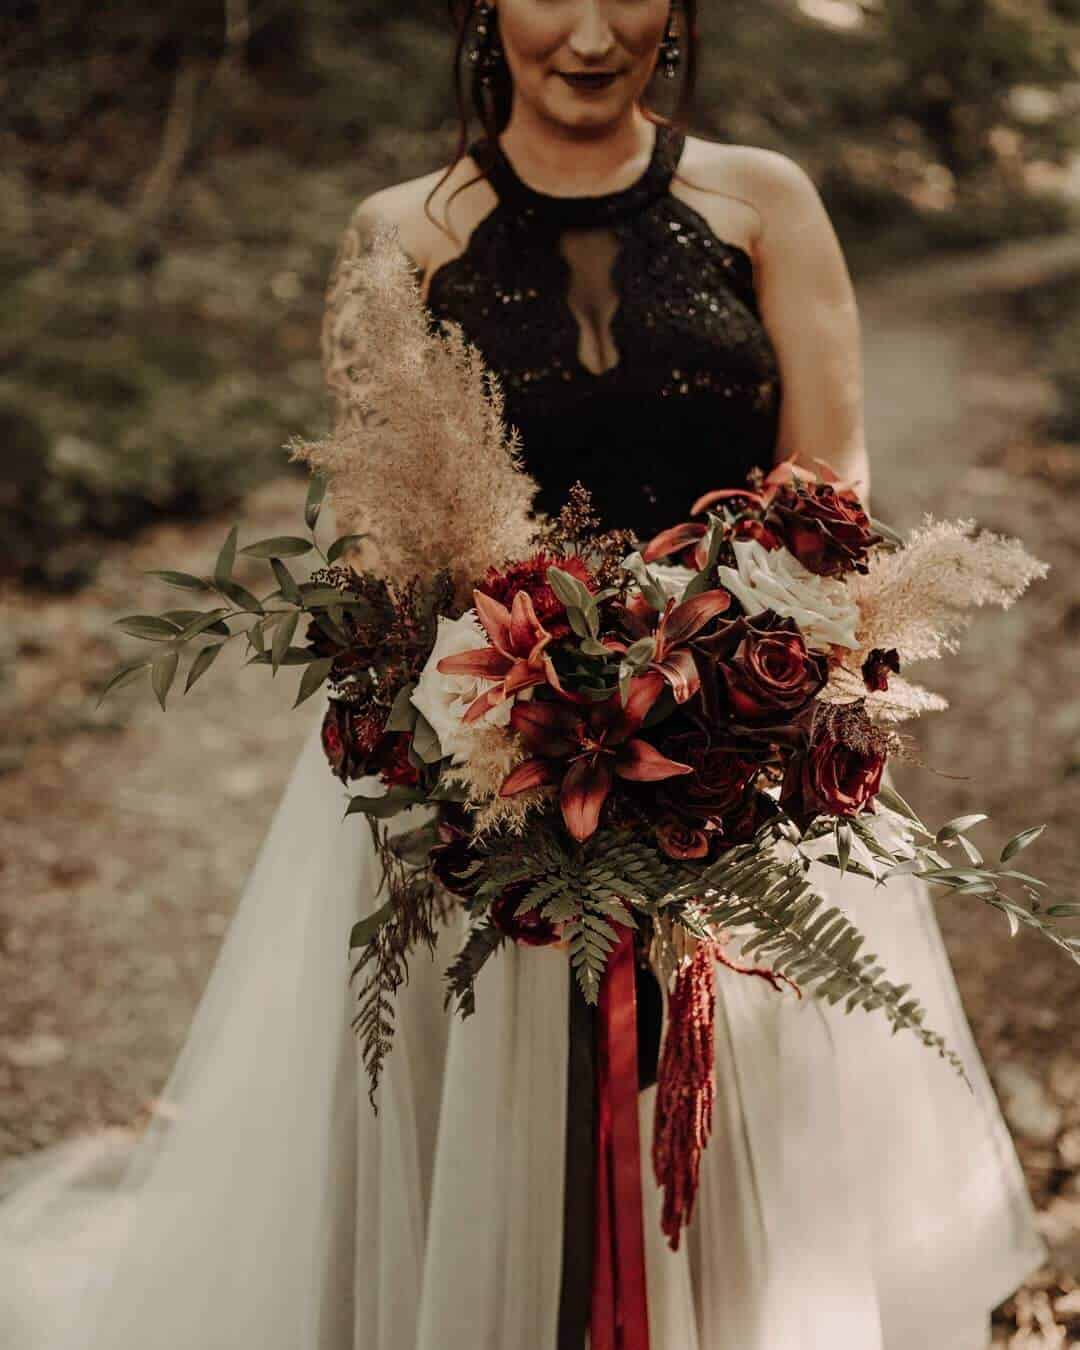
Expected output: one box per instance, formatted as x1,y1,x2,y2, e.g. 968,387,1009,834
435,589,569,723
608,590,732,705
499,673,693,842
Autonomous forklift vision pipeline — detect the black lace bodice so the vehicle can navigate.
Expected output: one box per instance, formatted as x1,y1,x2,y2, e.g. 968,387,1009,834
423,121,782,539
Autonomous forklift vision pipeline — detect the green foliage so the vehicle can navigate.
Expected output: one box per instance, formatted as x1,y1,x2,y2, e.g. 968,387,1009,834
443,920,506,1019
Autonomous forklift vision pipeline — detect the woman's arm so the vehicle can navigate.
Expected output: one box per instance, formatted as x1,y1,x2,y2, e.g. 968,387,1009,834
746,151,871,505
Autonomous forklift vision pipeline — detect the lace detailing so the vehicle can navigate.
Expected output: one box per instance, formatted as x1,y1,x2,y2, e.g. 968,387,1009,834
416,124,783,535
473,121,684,229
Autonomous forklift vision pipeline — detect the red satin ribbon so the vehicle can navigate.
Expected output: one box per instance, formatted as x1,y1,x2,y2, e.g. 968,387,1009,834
590,925,651,1350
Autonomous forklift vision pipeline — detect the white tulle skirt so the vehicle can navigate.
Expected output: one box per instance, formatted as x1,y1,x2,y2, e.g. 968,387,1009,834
0,692,1047,1350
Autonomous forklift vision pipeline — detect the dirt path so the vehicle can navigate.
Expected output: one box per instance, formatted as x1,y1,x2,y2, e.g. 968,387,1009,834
3,235,1080,1340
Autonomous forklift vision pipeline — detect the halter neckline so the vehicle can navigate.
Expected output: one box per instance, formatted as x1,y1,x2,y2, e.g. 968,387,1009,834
467,122,685,228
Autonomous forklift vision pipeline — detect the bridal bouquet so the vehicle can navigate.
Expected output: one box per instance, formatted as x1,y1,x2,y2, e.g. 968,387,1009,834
103,225,1074,1249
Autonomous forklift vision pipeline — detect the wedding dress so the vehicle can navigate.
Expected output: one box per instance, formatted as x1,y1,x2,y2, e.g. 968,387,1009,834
0,119,1047,1350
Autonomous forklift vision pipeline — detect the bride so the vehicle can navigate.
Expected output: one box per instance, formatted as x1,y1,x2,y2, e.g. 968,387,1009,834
0,2,1048,1347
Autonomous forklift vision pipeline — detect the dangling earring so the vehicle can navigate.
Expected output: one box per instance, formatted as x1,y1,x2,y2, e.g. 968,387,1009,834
658,3,681,81
468,1,504,88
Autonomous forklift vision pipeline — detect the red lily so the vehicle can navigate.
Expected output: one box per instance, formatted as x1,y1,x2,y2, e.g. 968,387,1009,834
643,489,772,568
608,590,732,705
499,672,693,842
436,589,569,723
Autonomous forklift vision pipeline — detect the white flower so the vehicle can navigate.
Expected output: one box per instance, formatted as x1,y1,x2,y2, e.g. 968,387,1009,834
647,562,698,602
716,539,860,650
410,611,513,765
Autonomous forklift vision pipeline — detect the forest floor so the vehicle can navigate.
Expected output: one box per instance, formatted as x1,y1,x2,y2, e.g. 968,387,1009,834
3,233,1080,1345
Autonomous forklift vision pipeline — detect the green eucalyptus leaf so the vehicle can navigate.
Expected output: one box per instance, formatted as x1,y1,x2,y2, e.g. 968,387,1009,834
546,566,594,612
239,536,313,559
344,786,427,819
1000,825,1046,863
246,648,318,667
216,579,265,614
386,682,419,733
151,650,179,710
305,475,327,529
622,635,656,669
327,533,369,564
936,814,988,843
579,636,612,658
214,524,238,584
144,569,210,592
96,659,151,707
184,642,225,692
293,656,334,708
388,820,440,867
1047,904,1080,918
411,711,444,764
301,585,350,608
350,899,394,950
620,551,667,611
177,608,233,641
272,610,299,673
876,783,931,834
112,614,182,641
271,558,302,604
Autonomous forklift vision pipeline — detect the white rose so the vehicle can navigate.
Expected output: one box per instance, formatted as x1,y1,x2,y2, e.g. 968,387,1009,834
647,562,698,602
716,539,860,650
410,611,513,765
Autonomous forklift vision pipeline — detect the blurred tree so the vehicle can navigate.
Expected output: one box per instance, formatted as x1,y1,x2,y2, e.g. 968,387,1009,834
882,0,1077,176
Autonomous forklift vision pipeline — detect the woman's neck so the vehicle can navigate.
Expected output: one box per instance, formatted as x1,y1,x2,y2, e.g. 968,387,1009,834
496,103,656,198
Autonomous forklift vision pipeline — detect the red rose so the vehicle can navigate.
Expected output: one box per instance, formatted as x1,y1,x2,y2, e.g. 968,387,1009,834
766,483,879,578
490,880,561,947
718,612,827,726
371,731,421,788
862,647,900,693
320,700,383,783
656,814,711,860
781,719,886,820
655,728,761,824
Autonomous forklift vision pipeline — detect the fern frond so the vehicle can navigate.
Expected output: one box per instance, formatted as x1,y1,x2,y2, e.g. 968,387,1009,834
443,919,506,1019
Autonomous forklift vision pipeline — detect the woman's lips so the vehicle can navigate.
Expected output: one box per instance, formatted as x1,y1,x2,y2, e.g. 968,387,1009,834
558,71,620,92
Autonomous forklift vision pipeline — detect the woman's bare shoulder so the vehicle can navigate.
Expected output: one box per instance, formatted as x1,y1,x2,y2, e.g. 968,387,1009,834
679,135,826,252
338,154,493,281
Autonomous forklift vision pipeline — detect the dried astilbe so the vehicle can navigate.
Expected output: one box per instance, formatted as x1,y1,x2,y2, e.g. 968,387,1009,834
821,664,950,724
290,221,540,607
847,516,1048,666
441,723,551,838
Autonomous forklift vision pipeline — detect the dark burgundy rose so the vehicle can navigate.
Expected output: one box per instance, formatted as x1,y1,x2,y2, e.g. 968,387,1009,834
862,647,900,693
371,731,421,788
490,880,561,947
429,803,483,897
717,789,780,846
719,612,827,726
781,722,886,821
321,700,383,783
656,729,761,824
766,483,880,578
656,814,711,860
